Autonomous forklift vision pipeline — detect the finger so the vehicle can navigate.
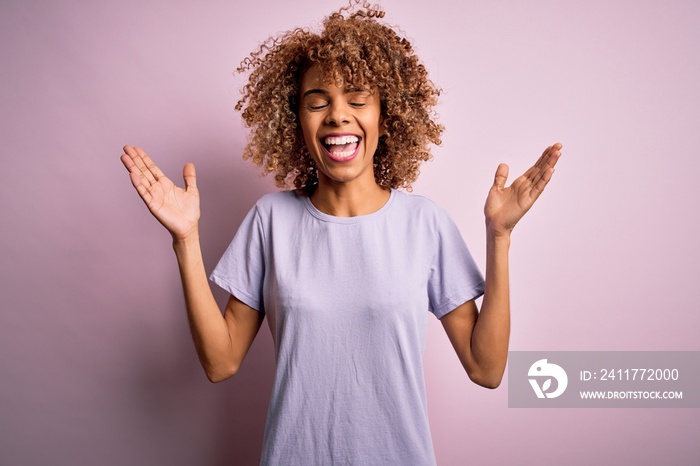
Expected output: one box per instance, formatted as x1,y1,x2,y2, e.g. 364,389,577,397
183,163,197,192
530,145,552,171
541,143,563,169
530,152,554,183
120,152,136,171
532,148,549,170
530,167,555,200
121,145,145,173
121,151,153,191
531,146,560,196
129,171,154,205
527,144,562,184
528,156,557,190
532,150,561,188
122,145,144,166
492,163,509,190
135,146,167,182
521,146,553,180
123,145,157,187
129,147,158,185
546,146,563,169
533,143,562,171
123,144,136,157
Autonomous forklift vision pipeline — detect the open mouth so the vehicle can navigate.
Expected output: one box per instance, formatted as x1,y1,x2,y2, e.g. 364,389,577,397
321,135,361,161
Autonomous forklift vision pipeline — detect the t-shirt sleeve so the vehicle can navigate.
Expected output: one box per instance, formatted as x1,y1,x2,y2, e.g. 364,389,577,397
428,212,485,319
209,205,266,313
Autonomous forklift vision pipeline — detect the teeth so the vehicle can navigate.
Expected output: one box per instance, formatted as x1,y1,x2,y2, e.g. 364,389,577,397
324,135,359,145
331,150,355,158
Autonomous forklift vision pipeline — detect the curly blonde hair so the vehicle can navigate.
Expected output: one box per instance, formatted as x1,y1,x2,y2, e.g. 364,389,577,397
236,0,443,194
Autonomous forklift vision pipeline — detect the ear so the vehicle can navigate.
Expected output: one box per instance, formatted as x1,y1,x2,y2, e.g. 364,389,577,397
379,117,389,139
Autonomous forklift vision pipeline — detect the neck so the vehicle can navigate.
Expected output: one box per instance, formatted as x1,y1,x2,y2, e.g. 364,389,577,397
310,178,390,217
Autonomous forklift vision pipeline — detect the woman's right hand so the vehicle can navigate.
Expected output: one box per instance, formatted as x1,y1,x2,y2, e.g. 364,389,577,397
120,145,200,241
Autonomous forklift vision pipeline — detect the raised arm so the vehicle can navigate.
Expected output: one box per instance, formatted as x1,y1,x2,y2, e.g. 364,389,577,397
120,145,264,382
441,143,562,388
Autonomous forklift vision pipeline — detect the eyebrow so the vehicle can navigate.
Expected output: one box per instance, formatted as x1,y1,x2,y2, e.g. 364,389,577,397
302,87,370,98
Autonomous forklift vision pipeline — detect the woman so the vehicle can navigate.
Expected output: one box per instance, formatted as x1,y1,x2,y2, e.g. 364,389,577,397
120,2,562,464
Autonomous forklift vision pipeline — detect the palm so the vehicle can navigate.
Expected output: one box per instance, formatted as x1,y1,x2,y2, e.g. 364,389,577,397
484,143,562,235
121,145,200,239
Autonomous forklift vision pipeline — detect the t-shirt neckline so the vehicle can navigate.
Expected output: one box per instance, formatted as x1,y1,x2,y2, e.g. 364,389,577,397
303,189,396,224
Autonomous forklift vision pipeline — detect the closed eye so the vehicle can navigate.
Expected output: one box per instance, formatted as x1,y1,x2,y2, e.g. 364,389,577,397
305,99,329,110
346,89,372,108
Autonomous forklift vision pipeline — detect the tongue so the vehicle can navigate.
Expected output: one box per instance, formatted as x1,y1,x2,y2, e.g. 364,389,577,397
328,142,358,154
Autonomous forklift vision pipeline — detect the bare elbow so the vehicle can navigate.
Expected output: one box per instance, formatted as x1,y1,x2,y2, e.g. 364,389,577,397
475,377,503,390
204,363,239,384
467,369,504,390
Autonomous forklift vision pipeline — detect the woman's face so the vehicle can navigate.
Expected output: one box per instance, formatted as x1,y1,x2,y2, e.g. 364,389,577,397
298,65,382,189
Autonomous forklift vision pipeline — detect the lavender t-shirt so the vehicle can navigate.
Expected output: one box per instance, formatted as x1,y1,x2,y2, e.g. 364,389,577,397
210,189,484,465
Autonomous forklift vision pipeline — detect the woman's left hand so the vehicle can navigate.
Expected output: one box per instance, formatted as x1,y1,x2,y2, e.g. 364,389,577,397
484,143,562,237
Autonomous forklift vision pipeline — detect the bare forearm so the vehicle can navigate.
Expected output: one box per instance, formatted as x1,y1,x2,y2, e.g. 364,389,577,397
449,143,561,388
173,232,235,381
470,231,511,386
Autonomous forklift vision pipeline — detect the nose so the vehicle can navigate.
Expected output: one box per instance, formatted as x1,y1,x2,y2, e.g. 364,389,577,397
325,101,350,126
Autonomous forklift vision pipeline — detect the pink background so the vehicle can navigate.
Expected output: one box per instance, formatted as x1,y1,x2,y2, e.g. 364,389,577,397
1,0,698,464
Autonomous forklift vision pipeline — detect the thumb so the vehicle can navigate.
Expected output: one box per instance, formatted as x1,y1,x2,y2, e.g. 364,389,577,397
493,163,509,190
183,163,197,191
